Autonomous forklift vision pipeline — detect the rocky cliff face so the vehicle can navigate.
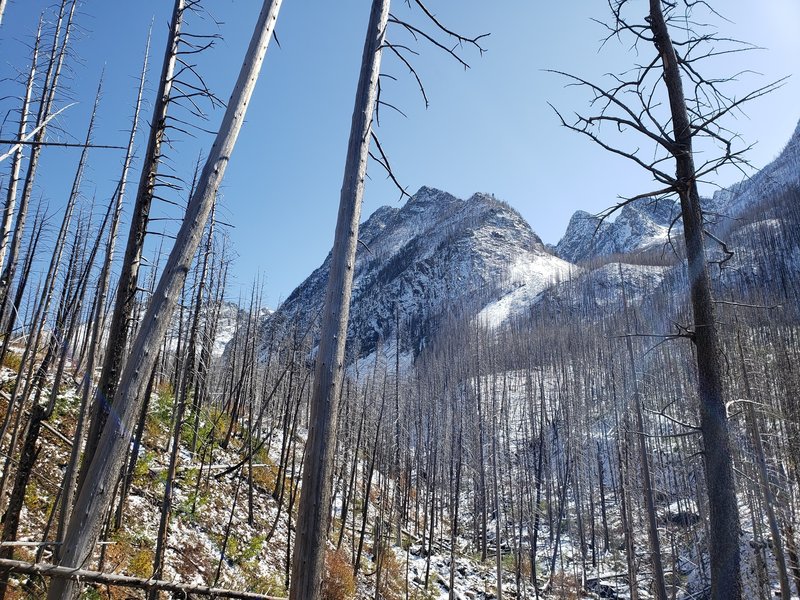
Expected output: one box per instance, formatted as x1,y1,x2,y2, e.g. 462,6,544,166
261,186,571,359
555,120,800,264
237,120,800,363
555,198,681,264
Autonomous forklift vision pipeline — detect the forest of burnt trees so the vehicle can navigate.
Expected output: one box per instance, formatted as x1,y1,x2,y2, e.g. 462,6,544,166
0,0,798,599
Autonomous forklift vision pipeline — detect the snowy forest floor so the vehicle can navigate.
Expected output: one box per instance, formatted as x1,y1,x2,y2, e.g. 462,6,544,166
0,359,794,600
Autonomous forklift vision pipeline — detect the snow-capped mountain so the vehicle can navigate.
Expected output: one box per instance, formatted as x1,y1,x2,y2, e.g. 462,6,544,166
555,197,681,264
260,186,572,359
706,119,800,223
230,119,799,364
212,302,272,357
555,120,800,264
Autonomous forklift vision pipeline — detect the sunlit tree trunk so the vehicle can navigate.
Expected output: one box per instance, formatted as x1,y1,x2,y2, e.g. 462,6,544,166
78,0,185,488
0,18,40,274
289,1,389,597
48,2,283,597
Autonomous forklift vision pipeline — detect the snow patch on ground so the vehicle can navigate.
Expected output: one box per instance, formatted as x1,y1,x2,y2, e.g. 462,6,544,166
478,254,574,327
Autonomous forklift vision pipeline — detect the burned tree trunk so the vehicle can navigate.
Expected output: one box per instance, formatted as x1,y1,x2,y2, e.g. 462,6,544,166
78,0,186,489
48,2,283,597
0,18,40,274
288,1,390,598
647,4,741,597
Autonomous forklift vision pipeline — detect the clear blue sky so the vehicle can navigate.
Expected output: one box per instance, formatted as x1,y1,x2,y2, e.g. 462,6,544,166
1,1,798,308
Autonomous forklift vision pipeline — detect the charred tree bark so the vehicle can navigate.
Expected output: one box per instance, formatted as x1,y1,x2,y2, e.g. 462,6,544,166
56,36,148,552
620,264,668,600
647,4,742,597
78,0,185,488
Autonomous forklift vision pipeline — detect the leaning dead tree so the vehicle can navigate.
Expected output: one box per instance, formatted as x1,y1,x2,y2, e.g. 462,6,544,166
54,30,150,556
48,1,283,598
78,0,186,490
0,77,105,599
549,1,783,598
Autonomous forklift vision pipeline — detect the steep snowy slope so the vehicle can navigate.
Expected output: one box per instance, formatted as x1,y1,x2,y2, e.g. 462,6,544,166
706,119,800,222
555,118,800,263
535,261,671,318
261,186,572,358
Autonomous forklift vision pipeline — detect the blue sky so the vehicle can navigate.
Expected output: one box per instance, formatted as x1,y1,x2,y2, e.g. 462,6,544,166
1,1,798,308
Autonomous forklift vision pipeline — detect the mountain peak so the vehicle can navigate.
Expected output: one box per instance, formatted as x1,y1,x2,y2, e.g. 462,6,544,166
555,118,800,263
408,185,457,203
263,187,570,359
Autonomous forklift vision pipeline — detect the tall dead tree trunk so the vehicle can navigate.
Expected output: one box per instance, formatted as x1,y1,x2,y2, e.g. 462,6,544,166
55,37,149,554
0,0,77,316
647,4,741,598
47,3,283,597
620,264,668,600
0,18,40,274
551,2,759,596
0,0,74,355
289,2,389,597
78,0,185,489
737,334,791,600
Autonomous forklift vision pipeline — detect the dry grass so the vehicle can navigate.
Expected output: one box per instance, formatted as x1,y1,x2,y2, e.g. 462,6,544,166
377,549,405,600
322,548,356,600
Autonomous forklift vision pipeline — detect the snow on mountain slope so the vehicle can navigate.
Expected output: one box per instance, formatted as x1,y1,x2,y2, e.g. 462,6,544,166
212,303,272,357
535,261,671,318
261,186,572,358
477,253,573,327
227,120,800,361
556,118,800,264
706,119,800,221
555,198,681,263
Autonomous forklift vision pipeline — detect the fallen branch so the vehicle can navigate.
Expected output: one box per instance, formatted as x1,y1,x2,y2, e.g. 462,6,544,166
0,139,125,151
40,421,73,447
0,558,285,599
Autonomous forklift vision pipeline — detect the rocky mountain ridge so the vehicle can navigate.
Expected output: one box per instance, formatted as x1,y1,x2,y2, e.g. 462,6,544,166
555,120,800,264
259,186,572,359
239,119,800,363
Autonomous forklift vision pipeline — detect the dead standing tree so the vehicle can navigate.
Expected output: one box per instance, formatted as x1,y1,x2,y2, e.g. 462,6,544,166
0,0,76,354
78,0,186,488
288,2,486,598
48,1,283,598
288,4,392,597
549,1,783,598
